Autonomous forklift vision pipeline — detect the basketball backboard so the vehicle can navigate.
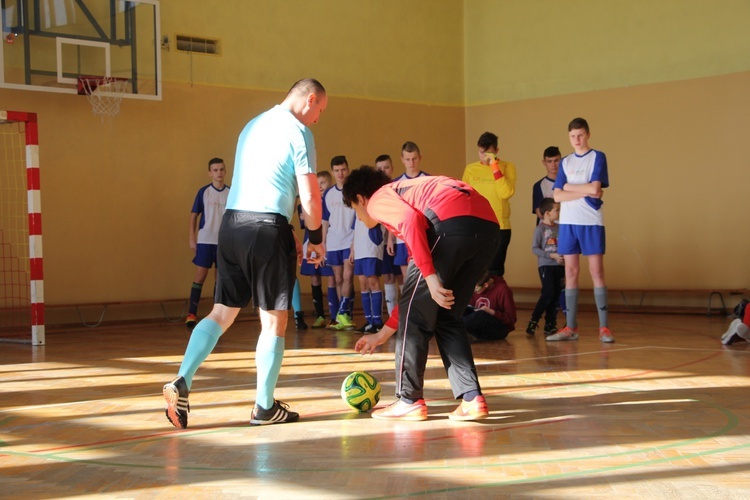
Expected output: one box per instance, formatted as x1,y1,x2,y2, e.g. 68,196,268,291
1,0,161,100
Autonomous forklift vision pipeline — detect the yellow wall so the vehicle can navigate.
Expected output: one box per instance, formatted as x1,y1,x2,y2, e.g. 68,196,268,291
464,0,750,104
0,0,747,320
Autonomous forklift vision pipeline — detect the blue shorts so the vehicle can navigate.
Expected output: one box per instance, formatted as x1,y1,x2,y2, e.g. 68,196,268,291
354,258,382,277
557,224,606,256
381,251,402,276
300,259,334,276
326,248,351,266
393,243,410,266
193,243,218,268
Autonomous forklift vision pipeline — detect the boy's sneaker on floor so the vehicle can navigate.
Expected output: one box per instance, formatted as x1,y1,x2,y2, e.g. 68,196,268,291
599,327,615,343
311,316,327,329
525,320,538,335
546,326,579,341
356,322,371,333
544,323,558,335
294,313,308,330
364,322,383,334
326,320,339,330
372,399,428,421
449,395,489,421
721,318,749,345
250,400,299,425
163,376,190,429
335,313,356,331
185,314,197,331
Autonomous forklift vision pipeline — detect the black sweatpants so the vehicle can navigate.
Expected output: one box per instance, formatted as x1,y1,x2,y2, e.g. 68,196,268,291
530,265,565,326
395,216,500,401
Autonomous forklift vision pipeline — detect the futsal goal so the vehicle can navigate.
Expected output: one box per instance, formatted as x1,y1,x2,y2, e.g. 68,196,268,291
0,111,44,345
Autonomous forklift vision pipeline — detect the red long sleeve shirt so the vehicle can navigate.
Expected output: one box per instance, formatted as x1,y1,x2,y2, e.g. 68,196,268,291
367,176,498,278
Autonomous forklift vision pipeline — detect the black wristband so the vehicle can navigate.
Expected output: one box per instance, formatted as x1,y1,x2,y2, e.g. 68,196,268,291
308,226,323,245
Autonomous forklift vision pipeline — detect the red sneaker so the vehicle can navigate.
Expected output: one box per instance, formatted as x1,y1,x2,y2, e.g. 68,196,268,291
449,395,489,421
371,399,428,421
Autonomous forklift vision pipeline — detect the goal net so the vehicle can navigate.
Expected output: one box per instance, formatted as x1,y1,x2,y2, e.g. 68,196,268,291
0,111,44,345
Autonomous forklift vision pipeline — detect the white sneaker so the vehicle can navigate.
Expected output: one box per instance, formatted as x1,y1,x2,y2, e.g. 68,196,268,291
721,318,745,345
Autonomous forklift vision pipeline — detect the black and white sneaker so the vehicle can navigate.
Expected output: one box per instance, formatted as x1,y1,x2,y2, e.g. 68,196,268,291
364,323,383,334
357,322,371,333
163,376,190,429
250,400,299,425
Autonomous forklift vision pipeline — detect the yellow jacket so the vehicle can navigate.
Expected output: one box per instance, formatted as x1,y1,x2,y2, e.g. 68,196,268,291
462,160,516,229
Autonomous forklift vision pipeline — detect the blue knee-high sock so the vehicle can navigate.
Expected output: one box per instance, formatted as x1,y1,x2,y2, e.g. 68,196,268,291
255,334,285,410
360,291,372,323
178,318,223,389
327,287,339,319
565,288,579,329
370,290,383,324
292,279,302,314
338,296,352,316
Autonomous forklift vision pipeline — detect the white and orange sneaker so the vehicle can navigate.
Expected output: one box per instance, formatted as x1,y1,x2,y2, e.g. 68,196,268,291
372,399,428,421
599,327,615,343
449,395,489,421
546,326,579,341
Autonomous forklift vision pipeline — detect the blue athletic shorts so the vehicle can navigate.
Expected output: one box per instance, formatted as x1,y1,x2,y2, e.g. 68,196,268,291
557,224,606,256
326,248,351,266
354,257,382,277
393,243,410,266
300,259,334,276
192,243,218,268
381,251,402,276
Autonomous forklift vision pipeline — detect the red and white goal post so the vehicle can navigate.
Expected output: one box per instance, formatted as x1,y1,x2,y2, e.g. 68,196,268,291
0,111,44,345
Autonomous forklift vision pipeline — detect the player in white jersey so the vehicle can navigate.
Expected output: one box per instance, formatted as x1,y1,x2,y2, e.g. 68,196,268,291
322,156,357,330
186,158,229,330
548,117,614,344
390,141,430,276
351,214,385,333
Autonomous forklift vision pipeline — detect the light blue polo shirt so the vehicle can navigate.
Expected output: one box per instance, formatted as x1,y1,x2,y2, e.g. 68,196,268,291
227,105,317,221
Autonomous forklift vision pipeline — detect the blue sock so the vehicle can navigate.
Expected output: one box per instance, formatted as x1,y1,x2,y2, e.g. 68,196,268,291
292,278,302,314
370,290,383,324
339,296,352,316
255,334,285,410
327,287,339,319
360,291,372,323
178,318,223,389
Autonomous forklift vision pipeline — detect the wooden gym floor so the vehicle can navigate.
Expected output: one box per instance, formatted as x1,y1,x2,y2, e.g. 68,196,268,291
1,310,749,499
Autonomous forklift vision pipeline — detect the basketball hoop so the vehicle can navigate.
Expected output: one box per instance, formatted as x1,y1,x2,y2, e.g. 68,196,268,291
77,76,128,120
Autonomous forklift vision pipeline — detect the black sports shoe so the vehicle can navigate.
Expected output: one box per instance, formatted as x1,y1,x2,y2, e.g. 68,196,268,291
250,400,299,425
544,323,558,335
294,312,308,330
364,322,383,334
526,320,538,335
163,376,190,429
357,322,371,333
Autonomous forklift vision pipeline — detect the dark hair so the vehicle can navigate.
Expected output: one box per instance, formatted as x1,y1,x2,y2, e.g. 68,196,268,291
543,146,560,158
401,141,420,155
477,132,498,150
375,154,391,163
316,170,332,181
330,155,348,168
539,197,557,216
207,157,224,170
288,78,326,98
341,166,391,208
568,117,589,133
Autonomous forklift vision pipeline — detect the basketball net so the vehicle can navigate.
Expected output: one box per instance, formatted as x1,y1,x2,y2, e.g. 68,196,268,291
78,77,128,120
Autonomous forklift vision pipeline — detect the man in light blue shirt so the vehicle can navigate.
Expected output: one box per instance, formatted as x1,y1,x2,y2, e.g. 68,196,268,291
163,78,327,429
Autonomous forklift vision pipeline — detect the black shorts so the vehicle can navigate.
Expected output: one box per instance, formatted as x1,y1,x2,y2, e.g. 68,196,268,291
215,210,296,311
